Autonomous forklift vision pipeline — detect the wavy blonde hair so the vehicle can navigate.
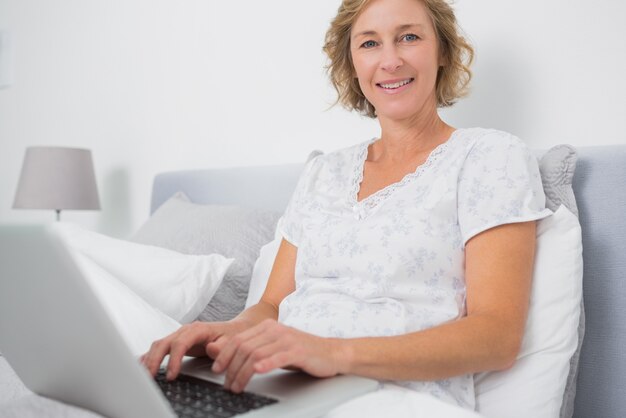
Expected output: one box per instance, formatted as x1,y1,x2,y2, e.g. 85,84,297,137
323,0,474,118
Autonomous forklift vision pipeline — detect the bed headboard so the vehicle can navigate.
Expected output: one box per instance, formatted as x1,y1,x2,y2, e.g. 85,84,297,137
570,145,626,418
150,163,305,214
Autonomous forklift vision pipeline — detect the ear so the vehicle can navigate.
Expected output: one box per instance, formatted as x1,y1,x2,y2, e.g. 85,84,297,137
438,46,449,67
438,53,446,67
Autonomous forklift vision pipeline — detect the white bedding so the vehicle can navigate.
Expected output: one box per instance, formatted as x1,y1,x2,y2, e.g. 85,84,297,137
0,355,482,418
323,384,483,418
0,355,100,418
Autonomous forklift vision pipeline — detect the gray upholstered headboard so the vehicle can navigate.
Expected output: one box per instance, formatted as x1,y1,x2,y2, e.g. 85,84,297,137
150,163,304,214
151,145,626,418
571,145,626,418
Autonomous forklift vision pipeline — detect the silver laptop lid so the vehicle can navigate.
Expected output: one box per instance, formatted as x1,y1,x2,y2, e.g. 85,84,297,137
0,225,175,418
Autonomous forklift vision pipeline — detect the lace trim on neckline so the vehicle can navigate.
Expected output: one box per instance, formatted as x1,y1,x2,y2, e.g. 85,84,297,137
350,130,461,212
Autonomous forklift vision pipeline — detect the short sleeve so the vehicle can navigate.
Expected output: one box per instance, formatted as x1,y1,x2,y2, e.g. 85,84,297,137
278,155,320,247
458,132,552,245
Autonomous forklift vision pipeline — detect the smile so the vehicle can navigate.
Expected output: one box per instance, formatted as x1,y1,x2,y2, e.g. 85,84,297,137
376,78,414,90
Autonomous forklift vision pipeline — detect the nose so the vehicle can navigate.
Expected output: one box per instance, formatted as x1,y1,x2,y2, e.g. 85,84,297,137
380,45,403,73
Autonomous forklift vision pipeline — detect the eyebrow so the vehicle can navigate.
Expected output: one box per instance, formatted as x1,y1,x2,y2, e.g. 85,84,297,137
351,23,425,40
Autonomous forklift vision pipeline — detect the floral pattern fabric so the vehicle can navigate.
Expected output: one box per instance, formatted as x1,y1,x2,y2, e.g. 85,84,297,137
277,128,552,409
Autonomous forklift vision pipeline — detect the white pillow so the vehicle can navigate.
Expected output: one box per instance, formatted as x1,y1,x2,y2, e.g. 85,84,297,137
475,205,583,417
131,192,281,322
245,217,283,309
71,252,181,356
52,223,234,323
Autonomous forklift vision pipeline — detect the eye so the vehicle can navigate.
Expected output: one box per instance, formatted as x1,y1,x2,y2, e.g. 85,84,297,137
360,40,378,49
401,33,420,42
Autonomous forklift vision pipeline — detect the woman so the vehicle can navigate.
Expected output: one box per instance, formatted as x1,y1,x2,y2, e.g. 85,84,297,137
142,0,551,410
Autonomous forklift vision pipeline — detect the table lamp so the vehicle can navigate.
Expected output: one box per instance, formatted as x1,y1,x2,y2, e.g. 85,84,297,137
13,146,101,221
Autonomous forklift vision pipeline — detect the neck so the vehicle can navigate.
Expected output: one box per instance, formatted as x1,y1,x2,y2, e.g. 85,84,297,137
372,105,453,164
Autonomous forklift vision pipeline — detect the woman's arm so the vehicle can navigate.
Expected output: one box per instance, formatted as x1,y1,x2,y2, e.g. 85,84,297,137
142,238,297,378
335,220,536,379
236,238,297,323
214,220,536,392
206,238,298,352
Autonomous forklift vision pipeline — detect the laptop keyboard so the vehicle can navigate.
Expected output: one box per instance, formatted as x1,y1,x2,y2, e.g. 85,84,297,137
155,369,279,418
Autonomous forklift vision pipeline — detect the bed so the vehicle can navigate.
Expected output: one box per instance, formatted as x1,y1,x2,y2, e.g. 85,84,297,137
1,144,625,418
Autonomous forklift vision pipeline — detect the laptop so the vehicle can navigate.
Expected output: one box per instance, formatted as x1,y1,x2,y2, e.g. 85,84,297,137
0,225,378,417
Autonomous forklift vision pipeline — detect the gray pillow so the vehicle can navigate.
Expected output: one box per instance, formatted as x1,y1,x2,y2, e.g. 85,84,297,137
539,144,579,217
537,144,582,418
131,192,281,322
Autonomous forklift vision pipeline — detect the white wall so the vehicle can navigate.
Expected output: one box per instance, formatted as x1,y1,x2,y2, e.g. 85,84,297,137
1,0,624,237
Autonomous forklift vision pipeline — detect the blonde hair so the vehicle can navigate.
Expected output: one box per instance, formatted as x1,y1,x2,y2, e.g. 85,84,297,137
323,0,474,118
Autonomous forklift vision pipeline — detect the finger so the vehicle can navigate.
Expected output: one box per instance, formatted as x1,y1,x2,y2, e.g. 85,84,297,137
212,322,271,374
206,336,227,359
143,335,177,377
144,322,217,378
205,321,254,360
185,343,211,358
166,326,216,380
230,342,281,393
254,351,295,374
223,332,276,390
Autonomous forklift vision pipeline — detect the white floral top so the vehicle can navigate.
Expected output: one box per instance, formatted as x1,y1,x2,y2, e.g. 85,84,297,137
277,128,552,409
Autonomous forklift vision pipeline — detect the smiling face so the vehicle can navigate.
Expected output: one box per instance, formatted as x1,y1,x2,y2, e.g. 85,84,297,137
350,0,442,121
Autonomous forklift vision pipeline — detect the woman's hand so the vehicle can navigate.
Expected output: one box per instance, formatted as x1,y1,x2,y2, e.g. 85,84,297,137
211,319,344,393
140,319,251,380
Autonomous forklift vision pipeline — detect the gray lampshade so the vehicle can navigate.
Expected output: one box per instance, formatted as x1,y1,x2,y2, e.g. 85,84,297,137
13,147,101,211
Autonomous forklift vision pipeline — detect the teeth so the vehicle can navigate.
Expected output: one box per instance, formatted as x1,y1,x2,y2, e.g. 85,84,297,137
380,79,412,89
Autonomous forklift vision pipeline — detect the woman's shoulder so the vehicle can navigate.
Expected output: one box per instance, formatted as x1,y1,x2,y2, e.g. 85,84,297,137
451,127,531,160
454,127,525,146
310,138,374,168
